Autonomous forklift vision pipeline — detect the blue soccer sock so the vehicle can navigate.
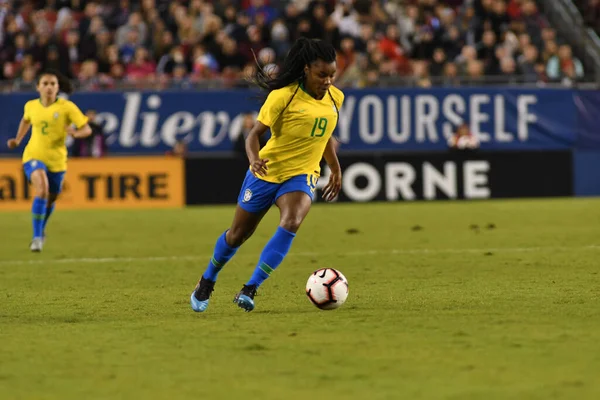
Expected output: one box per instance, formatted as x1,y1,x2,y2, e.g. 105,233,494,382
42,203,55,235
31,197,47,239
202,231,239,282
247,226,296,288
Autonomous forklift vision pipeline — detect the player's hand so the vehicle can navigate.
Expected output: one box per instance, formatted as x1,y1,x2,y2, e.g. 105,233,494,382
6,138,19,149
66,126,77,137
322,168,342,202
250,158,269,177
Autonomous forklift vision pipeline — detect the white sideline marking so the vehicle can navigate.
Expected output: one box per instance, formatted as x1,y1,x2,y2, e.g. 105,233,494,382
1,245,599,266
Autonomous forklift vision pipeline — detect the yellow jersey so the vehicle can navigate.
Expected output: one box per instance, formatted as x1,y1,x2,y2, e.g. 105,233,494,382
256,83,344,183
22,98,89,172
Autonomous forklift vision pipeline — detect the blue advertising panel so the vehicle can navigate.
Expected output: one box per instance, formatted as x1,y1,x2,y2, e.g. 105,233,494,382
0,87,590,154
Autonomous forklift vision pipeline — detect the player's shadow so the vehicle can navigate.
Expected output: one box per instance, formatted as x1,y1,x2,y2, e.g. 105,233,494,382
1,314,95,324
249,308,316,315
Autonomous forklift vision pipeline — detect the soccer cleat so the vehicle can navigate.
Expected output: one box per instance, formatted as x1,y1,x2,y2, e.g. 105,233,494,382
30,238,43,252
190,277,216,312
233,284,257,312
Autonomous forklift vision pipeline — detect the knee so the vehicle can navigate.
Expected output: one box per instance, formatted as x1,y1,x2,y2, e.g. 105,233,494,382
279,215,303,233
34,185,49,199
227,226,256,247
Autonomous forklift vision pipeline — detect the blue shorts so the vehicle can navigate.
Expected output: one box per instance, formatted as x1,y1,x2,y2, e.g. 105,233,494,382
237,170,319,213
23,160,66,194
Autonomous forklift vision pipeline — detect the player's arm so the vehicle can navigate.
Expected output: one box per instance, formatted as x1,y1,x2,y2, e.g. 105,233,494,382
66,101,92,139
6,117,32,149
245,121,269,177
7,102,32,149
66,123,92,139
322,137,342,202
249,90,286,177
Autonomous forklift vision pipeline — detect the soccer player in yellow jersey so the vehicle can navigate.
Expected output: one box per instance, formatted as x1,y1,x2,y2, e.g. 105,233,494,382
6,70,92,252
191,38,344,312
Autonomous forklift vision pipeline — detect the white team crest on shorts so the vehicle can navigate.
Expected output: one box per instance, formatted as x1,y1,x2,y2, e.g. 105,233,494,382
53,112,59,119
243,189,252,202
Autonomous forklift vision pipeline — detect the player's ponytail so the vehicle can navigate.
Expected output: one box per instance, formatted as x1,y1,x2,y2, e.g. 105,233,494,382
250,37,337,94
37,69,74,95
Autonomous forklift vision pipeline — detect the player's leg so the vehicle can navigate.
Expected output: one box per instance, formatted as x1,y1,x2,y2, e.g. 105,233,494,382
43,171,66,241
191,170,275,312
25,164,50,252
235,175,315,312
191,206,268,312
203,205,268,280
43,193,58,241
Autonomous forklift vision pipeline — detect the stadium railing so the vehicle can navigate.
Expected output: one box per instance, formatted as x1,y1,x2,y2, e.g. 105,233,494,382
1,75,599,93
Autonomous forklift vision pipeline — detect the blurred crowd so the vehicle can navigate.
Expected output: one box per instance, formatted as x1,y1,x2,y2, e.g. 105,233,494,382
0,0,589,92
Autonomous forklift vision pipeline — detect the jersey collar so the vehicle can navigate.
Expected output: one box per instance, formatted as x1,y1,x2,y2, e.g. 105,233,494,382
38,98,59,108
299,81,326,100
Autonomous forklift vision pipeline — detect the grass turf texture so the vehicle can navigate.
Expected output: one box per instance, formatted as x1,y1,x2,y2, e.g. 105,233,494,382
1,198,599,399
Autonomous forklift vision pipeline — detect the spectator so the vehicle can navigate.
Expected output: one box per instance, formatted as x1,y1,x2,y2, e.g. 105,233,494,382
477,29,498,74
119,28,140,64
125,47,156,83
520,0,547,47
379,24,409,74
410,60,432,88
518,44,541,84
78,60,101,90
411,25,436,60
448,123,480,150
442,25,464,61
72,109,107,158
80,17,107,61
465,59,485,84
116,11,148,49
165,139,188,158
442,62,461,86
247,0,278,25
499,56,520,84
430,48,448,76
546,44,584,84
337,36,356,77
455,45,478,75
169,63,193,90
331,0,360,39
270,18,291,59
12,66,37,92
65,29,82,64
218,37,247,72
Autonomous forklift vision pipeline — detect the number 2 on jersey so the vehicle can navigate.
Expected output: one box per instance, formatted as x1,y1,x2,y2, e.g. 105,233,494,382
41,121,49,135
310,117,328,137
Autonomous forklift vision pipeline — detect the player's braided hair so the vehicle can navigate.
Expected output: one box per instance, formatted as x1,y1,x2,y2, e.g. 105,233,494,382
37,69,74,95
251,37,340,123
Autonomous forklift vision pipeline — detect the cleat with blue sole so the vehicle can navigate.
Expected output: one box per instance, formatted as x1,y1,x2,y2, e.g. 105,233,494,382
234,285,257,312
190,277,215,313
234,295,255,312
190,293,210,312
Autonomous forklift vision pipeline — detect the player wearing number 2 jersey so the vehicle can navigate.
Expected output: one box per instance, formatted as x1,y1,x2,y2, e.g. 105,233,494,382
6,70,91,252
190,37,345,313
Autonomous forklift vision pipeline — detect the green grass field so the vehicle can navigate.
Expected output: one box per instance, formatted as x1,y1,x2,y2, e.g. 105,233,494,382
1,199,600,400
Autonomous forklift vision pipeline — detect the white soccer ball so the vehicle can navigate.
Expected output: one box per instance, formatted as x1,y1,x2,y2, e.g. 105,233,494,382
305,268,349,310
